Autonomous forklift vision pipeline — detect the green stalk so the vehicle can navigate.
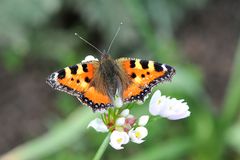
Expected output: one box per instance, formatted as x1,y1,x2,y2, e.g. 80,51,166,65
92,133,110,160
108,108,112,122
101,114,106,124
221,38,240,128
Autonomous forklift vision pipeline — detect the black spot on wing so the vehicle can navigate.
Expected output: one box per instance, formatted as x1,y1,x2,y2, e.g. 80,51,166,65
140,60,149,69
69,65,78,74
82,64,88,72
85,77,91,83
131,73,136,78
154,62,163,72
57,69,66,79
130,59,136,68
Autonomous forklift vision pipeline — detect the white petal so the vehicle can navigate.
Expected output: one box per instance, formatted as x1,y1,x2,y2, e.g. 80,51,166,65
120,109,130,117
109,141,123,150
135,127,148,138
129,127,148,144
116,117,126,126
82,55,98,63
109,131,129,150
157,97,172,118
114,97,123,108
130,137,144,144
87,118,108,133
150,90,161,107
114,91,123,108
138,115,149,126
121,132,130,144
150,95,170,116
149,90,162,116
168,110,191,120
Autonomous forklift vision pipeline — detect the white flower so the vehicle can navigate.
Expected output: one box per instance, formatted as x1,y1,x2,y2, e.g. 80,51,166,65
82,55,98,63
87,118,108,133
116,117,126,126
149,90,168,116
138,115,149,126
120,109,130,117
109,131,129,150
149,90,191,120
129,127,148,144
159,98,190,120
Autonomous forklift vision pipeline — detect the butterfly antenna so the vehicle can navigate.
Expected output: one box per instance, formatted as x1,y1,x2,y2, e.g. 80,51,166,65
75,33,104,56
107,22,123,54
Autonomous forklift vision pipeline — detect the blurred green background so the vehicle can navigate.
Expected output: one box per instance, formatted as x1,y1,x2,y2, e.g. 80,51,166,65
0,0,240,160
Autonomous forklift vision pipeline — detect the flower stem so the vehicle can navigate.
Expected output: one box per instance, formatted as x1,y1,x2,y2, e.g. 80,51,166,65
93,133,110,160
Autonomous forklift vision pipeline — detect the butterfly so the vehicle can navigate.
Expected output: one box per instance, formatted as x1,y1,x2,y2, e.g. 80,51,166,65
46,31,176,112
46,53,175,112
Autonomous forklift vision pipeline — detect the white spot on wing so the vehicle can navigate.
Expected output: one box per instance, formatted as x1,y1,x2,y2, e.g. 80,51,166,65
162,64,168,71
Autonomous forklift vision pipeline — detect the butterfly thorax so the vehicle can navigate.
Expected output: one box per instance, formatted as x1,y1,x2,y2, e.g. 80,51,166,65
91,54,130,101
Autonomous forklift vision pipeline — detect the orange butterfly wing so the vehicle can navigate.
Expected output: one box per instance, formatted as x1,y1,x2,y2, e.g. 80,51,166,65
46,61,112,111
116,58,175,102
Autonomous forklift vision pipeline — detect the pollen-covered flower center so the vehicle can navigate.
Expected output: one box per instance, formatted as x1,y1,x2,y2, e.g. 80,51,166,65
157,99,161,105
135,131,141,138
117,138,123,143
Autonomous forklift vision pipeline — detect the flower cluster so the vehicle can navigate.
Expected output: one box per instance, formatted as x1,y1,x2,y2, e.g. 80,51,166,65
88,107,149,149
88,89,190,150
85,55,190,150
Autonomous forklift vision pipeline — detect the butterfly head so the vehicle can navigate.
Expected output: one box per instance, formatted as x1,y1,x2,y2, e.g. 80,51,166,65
100,50,110,60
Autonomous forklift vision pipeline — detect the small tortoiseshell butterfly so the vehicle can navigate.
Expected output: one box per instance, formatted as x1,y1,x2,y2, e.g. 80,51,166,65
46,32,176,112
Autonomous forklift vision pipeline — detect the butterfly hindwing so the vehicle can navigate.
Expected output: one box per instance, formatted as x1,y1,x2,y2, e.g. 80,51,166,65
46,61,113,111
116,58,175,102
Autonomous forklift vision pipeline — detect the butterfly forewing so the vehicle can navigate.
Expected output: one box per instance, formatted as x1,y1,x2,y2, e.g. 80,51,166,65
46,60,113,111
116,58,175,102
